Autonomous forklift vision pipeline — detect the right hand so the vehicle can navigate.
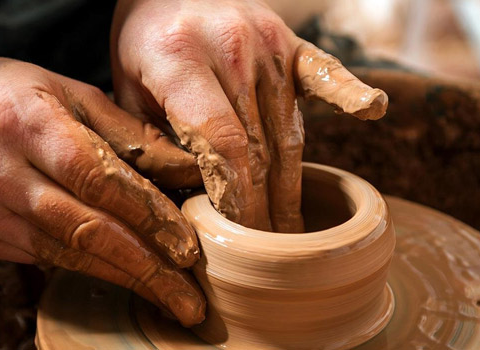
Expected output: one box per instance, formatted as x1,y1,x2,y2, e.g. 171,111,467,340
0,58,205,327
111,0,388,232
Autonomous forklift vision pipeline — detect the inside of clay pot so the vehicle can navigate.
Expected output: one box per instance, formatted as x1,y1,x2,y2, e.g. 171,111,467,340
302,168,356,232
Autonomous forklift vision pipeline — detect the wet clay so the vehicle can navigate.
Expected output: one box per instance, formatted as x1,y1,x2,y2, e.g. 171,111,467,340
35,191,480,350
183,163,396,349
170,123,244,224
294,41,388,120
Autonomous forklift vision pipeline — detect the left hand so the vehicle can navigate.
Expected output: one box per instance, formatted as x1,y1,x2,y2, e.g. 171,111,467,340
0,59,205,326
111,0,388,232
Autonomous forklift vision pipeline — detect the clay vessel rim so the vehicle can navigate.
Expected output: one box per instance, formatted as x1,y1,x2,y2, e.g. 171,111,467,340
183,163,388,252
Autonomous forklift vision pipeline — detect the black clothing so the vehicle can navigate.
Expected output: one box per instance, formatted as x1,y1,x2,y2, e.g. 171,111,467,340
0,0,116,91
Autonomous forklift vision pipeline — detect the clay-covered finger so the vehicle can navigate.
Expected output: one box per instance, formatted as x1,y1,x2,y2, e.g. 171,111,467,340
23,91,199,267
294,39,388,120
0,167,206,326
0,206,159,303
61,76,202,189
215,78,272,230
33,233,160,308
232,87,272,231
257,55,305,233
146,68,257,228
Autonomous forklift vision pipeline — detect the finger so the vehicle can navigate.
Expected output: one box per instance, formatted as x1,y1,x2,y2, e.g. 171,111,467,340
34,232,161,308
0,207,37,262
62,77,201,189
147,66,257,228
23,90,199,267
257,55,305,233
0,206,167,310
214,76,272,230
294,40,388,120
0,167,205,326
0,241,35,264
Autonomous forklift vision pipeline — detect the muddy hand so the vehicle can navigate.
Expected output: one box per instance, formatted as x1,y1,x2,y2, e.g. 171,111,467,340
0,59,205,327
111,0,387,233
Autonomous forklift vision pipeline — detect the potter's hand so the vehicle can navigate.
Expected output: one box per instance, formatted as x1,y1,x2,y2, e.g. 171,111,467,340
111,0,387,232
0,59,205,327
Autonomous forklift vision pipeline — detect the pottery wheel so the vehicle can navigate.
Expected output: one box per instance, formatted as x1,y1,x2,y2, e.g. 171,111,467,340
36,196,480,350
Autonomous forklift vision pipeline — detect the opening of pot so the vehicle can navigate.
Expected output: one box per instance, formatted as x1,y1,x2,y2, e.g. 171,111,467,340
302,168,357,232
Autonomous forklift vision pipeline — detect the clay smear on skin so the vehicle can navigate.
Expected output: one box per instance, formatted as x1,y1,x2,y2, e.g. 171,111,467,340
234,92,273,231
258,55,306,233
295,42,388,121
171,123,242,223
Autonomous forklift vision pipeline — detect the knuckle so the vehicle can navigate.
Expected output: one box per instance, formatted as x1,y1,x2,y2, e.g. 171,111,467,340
215,20,250,66
277,133,304,157
141,20,204,95
275,108,305,158
256,16,284,48
38,225,97,272
58,149,106,201
146,63,208,100
157,19,200,57
208,119,248,159
250,142,270,185
54,147,87,189
32,233,86,270
23,89,70,138
255,142,271,168
82,84,105,101
74,161,114,206
54,129,119,206
67,217,104,252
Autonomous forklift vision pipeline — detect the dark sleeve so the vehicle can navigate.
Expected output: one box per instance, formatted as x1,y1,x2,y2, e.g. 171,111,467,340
0,0,117,91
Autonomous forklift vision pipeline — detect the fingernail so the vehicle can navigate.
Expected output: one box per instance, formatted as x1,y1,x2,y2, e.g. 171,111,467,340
166,291,205,327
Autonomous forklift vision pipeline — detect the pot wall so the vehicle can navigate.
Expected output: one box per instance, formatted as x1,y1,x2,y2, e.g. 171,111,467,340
182,163,396,350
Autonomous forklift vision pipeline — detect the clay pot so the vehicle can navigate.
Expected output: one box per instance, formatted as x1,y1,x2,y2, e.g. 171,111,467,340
181,162,396,350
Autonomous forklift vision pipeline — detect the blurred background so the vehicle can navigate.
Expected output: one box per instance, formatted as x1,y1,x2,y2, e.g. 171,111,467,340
273,0,480,80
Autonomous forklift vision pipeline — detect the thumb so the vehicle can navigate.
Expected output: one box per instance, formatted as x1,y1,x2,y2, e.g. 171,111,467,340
294,40,388,120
